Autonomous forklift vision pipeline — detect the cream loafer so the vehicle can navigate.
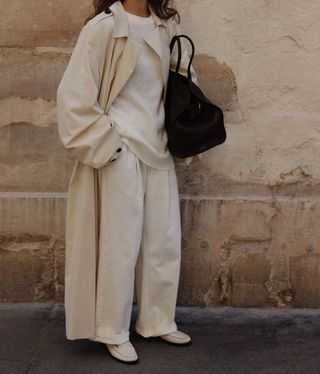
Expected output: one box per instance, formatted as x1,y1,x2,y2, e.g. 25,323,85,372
106,340,139,363
160,330,192,345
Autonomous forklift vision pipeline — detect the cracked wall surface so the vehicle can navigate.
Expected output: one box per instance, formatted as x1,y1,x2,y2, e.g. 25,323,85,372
1,0,320,307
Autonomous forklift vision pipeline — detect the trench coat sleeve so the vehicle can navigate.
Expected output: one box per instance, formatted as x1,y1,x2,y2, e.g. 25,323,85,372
169,17,203,166
56,20,123,169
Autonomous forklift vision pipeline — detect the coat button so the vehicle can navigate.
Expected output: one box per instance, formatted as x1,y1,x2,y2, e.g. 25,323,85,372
117,148,122,152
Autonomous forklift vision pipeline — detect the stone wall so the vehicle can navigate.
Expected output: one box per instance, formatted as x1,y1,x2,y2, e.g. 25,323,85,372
1,0,320,307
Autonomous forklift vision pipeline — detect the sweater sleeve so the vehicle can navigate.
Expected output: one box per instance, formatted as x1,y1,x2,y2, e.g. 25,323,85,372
168,17,203,166
56,19,123,169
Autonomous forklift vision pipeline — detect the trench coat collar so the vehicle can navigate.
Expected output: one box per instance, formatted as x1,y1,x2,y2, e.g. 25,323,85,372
107,0,169,89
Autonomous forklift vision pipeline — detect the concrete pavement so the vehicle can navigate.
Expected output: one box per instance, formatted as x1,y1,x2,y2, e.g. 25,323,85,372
1,303,320,373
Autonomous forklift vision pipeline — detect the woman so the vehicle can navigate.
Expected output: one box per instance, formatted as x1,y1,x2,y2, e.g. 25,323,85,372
56,0,200,364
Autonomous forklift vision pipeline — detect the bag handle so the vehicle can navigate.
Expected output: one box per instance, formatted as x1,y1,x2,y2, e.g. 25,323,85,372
169,34,195,81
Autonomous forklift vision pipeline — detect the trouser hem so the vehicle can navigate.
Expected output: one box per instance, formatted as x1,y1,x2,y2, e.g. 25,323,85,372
135,320,177,338
89,331,130,345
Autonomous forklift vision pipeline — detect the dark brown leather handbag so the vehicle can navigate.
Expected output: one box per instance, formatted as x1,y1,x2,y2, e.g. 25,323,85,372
164,34,226,158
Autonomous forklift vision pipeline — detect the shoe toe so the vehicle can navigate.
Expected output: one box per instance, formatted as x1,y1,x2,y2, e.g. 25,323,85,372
106,340,138,362
160,330,191,344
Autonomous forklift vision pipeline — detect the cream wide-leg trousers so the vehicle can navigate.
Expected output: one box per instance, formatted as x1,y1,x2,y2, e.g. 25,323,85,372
90,141,182,345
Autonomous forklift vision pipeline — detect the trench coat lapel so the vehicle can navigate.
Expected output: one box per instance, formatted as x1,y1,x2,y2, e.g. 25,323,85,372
106,38,141,108
107,0,170,109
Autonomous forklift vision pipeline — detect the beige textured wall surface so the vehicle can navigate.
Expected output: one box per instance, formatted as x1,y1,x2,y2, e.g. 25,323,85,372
1,0,320,307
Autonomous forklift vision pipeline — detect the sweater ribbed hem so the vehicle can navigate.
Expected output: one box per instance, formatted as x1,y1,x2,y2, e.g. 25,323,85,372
108,108,175,170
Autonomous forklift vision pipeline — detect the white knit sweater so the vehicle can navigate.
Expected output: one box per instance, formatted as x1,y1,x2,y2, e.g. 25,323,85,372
107,10,175,170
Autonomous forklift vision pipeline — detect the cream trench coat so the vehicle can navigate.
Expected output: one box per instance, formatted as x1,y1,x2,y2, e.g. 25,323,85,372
56,0,200,340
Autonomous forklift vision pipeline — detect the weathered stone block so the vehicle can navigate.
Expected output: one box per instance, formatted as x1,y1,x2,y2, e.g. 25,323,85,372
0,0,92,47
230,253,271,307
290,254,320,308
0,48,69,100
0,233,57,302
0,194,66,238
0,123,73,192
0,194,66,302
